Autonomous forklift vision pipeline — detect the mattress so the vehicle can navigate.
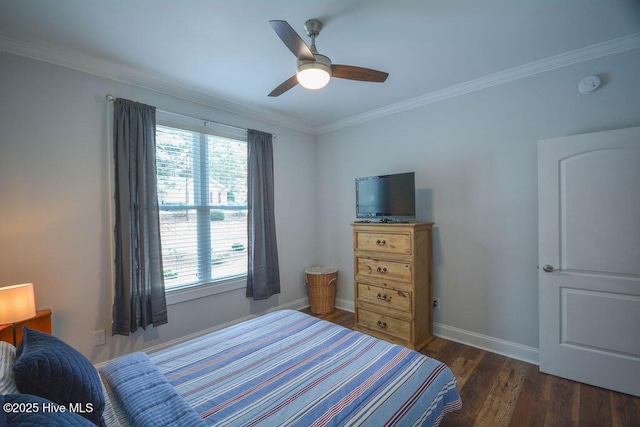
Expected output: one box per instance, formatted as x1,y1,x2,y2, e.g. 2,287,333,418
103,309,461,426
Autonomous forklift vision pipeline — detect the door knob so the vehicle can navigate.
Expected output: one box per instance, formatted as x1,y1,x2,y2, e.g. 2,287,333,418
542,264,554,273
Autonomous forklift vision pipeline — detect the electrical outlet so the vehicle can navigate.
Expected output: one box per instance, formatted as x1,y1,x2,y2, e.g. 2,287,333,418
433,297,440,310
93,329,106,346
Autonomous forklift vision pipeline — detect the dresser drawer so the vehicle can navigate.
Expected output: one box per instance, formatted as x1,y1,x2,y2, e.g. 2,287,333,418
352,222,434,350
356,257,412,283
355,275,413,292
357,309,411,342
357,283,411,313
355,232,411,255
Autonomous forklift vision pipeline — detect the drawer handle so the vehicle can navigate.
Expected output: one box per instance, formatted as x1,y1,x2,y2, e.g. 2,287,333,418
376,320,387,329
376,293,389,301
376,239,387,246
376,266,388,273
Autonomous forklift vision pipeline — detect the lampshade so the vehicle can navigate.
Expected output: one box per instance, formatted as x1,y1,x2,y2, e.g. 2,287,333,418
0,283,36,324
296,54,331,90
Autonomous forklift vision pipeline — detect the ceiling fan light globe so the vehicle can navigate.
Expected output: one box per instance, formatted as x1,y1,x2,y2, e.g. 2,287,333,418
297,68,330,89
296,54,332,90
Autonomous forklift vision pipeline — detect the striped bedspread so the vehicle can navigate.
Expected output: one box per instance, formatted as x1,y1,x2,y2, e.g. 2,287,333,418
101,352,206,427
149,310,461,426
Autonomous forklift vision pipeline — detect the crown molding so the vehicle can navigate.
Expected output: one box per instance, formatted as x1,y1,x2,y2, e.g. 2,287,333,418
0,36,316,135
2,33,638,136
315,33,640,134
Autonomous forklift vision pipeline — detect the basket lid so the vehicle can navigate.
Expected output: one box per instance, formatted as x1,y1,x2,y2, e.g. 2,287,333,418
305,266,337,275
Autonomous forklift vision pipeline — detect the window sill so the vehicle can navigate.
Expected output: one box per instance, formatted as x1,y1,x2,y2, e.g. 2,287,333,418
166,276,246,306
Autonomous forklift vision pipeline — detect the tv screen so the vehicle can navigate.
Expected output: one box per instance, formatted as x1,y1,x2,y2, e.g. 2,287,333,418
356,172,415,221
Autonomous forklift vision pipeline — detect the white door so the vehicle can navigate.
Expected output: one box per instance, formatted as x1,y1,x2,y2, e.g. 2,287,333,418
538,126,640,397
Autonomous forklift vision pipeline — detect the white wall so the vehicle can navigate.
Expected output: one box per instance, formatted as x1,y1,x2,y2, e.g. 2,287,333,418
0,52,318,363
315,48,640,356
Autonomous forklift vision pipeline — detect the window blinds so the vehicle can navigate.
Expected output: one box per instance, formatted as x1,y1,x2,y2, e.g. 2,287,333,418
155,124,248,290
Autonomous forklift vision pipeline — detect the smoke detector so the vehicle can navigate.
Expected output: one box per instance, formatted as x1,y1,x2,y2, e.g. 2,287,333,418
578,75,601,94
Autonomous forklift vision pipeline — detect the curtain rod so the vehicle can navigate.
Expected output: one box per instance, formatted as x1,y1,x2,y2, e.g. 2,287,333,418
105,94,276,139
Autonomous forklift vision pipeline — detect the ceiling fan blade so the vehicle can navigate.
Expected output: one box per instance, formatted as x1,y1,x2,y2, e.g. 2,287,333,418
268,75,299,97
331,65,389,83
269,20,314,60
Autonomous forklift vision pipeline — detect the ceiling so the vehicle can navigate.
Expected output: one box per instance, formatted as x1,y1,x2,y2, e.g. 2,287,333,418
1,0,639,133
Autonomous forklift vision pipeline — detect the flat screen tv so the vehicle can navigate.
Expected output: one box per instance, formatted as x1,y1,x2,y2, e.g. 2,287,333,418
355,172,416,221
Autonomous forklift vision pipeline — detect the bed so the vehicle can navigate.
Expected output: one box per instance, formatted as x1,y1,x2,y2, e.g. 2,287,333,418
3,310,461,426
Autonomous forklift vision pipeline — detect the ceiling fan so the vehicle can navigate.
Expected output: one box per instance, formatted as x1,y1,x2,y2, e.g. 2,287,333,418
268,19,389,97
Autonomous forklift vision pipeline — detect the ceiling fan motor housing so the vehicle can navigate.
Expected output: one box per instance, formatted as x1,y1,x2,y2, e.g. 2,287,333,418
297,53,332,74
304,19,323,38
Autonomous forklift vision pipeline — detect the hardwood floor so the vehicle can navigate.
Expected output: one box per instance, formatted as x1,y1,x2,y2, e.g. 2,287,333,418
300,308,640,427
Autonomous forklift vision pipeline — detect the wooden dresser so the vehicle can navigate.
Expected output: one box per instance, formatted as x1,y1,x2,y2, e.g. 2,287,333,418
352,222,434,350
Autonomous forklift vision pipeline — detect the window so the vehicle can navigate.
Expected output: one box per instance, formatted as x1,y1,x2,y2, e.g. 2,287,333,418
155,122,247,291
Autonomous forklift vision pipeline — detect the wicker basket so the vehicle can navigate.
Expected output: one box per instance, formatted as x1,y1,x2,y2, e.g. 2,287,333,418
305,267,338,314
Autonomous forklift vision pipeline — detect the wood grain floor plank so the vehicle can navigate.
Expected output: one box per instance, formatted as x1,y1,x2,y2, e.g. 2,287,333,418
422,335,450,355
542,376,579,426
441,351,507,426
474,357,529,427
610,389,640,426
423,337,465,366
299,307,354,328
580,384,613,427
509,364,549,427
446,344,485,390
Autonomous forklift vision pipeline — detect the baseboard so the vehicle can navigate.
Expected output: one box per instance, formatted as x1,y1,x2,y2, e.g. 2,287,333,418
143,297,311,355
290,299,540,365
326,300,539,365
434,322,539,365
95,298,311,369
268,298,310,312
335,297,354,313
96,298,539,369
314,299,539,365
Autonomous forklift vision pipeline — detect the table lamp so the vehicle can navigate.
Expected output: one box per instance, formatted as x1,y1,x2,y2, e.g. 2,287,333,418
0,283,36,343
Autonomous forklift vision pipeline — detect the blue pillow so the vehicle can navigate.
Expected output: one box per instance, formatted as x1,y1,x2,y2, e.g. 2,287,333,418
1,394,94,426
13,327,105,426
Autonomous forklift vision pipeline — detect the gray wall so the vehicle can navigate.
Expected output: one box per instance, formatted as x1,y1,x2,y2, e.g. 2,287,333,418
0,52,318,363
1,44,639,365
315,48,640,359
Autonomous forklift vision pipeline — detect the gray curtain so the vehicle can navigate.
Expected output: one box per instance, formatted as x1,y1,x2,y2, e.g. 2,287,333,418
112,98,168,336
246,129,280,300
